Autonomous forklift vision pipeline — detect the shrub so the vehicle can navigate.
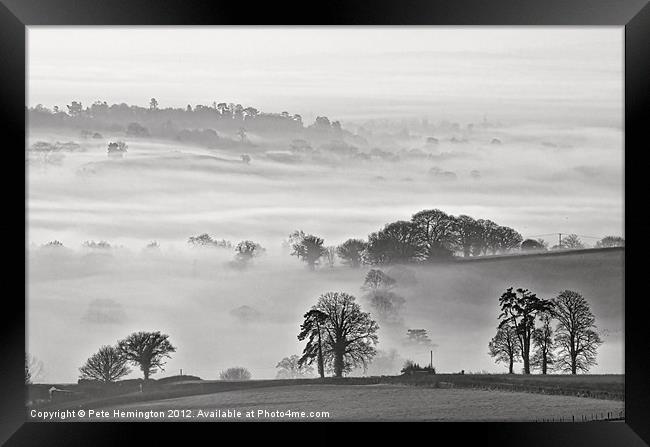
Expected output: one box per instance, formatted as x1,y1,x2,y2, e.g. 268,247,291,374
400,360,435,375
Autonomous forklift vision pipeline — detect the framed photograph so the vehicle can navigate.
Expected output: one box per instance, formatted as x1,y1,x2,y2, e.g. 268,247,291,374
2,0,647,444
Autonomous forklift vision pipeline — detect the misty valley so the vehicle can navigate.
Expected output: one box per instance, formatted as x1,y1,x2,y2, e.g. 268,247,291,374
26,100,624,387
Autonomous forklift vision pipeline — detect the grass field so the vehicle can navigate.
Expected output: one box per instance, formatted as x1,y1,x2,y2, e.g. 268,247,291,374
64,384,624,422
30,373,624,423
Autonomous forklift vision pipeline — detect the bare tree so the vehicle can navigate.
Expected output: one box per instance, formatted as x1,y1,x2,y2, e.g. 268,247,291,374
300,292,379,377
276,354,314,379
219,367,251,380
552,290,603,374
79,345,131,383
531,312,556,374
488,323,521,374
117,331,176,380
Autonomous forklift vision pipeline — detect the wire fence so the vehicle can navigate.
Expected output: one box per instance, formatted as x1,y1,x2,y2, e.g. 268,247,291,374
535,410,624,422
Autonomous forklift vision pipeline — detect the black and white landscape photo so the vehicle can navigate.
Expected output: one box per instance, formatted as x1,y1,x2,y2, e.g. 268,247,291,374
26,27,624,422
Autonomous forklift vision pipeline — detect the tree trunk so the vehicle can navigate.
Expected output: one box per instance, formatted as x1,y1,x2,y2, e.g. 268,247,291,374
542,356,547,375
508,357,514,374
316,328,324,379
522,341,530,374
333,345,345,378
142,361,151,381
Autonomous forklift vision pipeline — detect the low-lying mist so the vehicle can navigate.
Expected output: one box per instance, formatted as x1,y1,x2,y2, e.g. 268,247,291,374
26,123,624,382
28,243,624,383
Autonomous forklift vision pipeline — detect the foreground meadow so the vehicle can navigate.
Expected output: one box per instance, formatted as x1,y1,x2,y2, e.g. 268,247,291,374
75,384,624,422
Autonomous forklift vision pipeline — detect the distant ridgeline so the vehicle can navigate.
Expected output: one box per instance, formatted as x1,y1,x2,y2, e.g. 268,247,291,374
27,100,354,147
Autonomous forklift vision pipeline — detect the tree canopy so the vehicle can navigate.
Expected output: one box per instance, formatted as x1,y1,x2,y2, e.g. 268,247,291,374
79,345,131,383
497,287,554,374
299,292,379,377
552,290,602,374
117,331,176,380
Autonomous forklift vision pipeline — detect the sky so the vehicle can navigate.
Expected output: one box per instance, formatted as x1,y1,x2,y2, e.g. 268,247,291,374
27,26,623,125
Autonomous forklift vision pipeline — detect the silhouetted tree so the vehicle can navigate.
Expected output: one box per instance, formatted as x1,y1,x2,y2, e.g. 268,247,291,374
291,234,326,270
531,312,556,374
219,367,251,380
492,226,523,254
117,331,176,380
79,345,131,383
301,292,379,377
336,239,368,268
149,98,159,110
488,322,521,374
297,309,328,378
472,219,499,255
411,209,457,261
366,221,425,264
552,290,602,374
497,287,554,374
454,215,480,257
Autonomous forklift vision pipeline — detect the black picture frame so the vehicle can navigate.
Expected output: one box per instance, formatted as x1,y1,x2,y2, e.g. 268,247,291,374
1,0,647,445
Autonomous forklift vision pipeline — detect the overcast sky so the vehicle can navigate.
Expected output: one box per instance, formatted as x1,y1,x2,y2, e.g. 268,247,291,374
27,27,623,125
